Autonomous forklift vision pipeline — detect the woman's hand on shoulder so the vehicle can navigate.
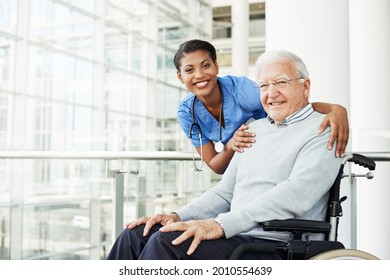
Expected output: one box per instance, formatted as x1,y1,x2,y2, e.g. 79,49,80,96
318,104,349,157
228,124,256,153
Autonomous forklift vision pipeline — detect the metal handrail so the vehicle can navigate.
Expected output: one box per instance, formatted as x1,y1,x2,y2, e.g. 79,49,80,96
1,150,388,161
0,150,200,160
359,152,390,162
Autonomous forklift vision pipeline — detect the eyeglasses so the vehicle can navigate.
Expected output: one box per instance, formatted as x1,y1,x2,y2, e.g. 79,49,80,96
259,77,304,91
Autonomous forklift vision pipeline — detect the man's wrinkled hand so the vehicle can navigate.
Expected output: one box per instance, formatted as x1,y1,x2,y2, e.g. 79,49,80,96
126,213,180,236
159,218,224,255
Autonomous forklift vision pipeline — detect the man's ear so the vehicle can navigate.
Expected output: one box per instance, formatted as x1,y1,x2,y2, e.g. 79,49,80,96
176,70,184,84
303,78,311,98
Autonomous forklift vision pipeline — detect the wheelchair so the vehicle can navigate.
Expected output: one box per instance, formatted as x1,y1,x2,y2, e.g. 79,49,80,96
229,153,380,260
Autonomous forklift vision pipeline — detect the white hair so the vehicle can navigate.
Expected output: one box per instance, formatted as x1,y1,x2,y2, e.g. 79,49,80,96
255,50,310,82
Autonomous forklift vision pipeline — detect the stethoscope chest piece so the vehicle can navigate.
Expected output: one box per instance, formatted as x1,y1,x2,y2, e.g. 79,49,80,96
215,141,224,153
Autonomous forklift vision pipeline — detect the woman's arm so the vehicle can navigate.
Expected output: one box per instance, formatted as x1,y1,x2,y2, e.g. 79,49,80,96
195,124,256,174
195,142,234,174
312,102,349,157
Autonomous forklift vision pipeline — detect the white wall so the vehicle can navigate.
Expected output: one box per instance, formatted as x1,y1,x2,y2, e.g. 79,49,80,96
349,0,390,259
265,0,390,259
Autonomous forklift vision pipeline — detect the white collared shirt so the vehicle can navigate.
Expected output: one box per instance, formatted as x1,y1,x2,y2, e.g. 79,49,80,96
266,103,314,126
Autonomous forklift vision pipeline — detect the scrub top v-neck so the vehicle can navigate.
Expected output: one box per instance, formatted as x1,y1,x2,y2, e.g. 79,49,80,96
177,75,267,147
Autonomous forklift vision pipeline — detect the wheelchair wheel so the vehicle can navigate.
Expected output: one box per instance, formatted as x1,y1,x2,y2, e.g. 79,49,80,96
310,249,380,260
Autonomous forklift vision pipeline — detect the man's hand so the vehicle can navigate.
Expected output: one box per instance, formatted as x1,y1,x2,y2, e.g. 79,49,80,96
126,213,180,236
159,218,224,255
229,124,256,153
318,105,349,157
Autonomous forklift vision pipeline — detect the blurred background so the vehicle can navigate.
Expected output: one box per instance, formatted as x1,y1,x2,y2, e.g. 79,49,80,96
0,0,389,260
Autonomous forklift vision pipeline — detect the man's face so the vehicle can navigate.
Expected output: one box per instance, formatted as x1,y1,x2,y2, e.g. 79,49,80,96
259,61,310,124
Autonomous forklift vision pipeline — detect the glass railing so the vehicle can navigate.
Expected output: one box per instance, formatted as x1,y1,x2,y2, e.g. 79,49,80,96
0,151,388,260
0,151,219,260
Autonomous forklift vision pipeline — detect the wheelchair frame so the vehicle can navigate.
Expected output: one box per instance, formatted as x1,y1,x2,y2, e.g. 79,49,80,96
229,153,379,260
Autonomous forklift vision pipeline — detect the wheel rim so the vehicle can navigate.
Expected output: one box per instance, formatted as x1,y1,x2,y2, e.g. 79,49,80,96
310,249,380,260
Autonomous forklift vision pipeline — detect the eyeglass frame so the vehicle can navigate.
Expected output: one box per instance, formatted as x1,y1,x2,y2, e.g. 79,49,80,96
258,77,305,92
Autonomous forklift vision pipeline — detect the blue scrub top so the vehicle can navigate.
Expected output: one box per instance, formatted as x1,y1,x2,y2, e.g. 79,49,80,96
177,75,267,147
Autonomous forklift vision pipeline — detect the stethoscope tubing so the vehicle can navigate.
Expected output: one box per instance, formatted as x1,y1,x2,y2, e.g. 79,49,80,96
189,95,224,171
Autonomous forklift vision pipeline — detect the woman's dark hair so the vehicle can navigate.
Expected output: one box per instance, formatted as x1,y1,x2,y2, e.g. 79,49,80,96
173,39,217,71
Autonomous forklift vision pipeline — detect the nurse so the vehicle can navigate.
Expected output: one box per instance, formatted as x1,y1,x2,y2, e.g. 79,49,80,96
175,39,349,174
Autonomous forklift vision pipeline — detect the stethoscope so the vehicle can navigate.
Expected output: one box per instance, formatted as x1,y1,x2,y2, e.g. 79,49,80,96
189,94,224,171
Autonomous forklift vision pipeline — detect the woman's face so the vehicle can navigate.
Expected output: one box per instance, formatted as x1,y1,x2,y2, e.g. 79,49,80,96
176,50,219,99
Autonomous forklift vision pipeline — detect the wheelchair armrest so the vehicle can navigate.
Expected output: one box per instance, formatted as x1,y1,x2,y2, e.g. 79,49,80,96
261,219,331,234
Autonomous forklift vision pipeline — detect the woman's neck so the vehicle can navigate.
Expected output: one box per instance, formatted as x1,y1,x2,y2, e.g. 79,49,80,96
197,87,223,123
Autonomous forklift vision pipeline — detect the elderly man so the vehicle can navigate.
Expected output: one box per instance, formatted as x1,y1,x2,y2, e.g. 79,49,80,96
107,50,342,260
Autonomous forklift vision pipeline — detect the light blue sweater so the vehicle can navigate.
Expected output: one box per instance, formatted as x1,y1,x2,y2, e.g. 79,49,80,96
176,110,342,240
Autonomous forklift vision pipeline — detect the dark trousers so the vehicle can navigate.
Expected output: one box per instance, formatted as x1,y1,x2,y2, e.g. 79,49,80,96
107,224,285,260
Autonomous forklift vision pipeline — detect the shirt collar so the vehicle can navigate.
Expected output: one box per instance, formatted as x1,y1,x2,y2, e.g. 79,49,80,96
267,103,314,126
